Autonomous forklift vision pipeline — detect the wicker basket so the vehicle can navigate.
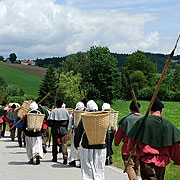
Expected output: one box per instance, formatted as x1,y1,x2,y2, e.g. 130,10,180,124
109,111,119,128
27,110,45,132
17,100,32,119
82,111,110,145
66,108,73,115
74,110,84,128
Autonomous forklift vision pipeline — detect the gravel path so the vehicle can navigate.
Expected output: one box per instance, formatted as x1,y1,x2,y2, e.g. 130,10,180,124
0,131,132,180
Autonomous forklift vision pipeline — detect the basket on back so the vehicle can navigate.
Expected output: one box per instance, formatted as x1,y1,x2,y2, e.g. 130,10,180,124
74,110,84,128
109,111,119,129
27,110,45,132
66,108,73,115
17,100,32,119
81,111,110,145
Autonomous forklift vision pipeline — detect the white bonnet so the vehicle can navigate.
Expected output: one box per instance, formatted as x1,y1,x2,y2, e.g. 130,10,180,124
87,100,98,112
61,103,66,108
75,102,85,111
30,102,38,111
102,103,110,111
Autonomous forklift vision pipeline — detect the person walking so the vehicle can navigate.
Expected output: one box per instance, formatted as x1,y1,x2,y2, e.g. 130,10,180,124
74,100,107,180
48,99,70,164
127,97,180,180
22,102,44,165
66,101,85,167
114,100,143,180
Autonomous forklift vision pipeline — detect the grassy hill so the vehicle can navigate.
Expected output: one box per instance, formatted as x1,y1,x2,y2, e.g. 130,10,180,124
0,64,42,96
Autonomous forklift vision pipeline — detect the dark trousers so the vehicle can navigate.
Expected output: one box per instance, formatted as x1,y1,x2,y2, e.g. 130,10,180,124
17,127,25,146
42,128,49,149
9,125,16,140
52,133,68,160
1,120,6,137
140,161,165,180
106,131,115,157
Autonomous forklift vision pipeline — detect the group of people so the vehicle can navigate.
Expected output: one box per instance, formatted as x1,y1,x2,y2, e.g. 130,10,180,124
1,96,180,180
0,98,115,179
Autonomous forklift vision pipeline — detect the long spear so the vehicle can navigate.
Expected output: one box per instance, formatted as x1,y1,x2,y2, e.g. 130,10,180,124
124,69,140,113
145,34,180,116
48,70,61,147
123,69,139,173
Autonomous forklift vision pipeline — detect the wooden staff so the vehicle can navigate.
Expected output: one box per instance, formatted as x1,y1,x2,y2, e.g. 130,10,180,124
124,69,140,113
145,34,180,116
10,92,51,130
123,69,139,173
123,34,180,173
48,70,61,147
37,92,50,105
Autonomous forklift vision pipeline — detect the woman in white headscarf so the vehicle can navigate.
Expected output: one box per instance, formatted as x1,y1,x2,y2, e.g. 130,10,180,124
66,101,85,167
22,102,43,165
74,100,106,180
102,103,115,165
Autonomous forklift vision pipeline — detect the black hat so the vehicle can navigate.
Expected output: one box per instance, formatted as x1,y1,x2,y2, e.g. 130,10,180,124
11,104,16,109
35,97,41,103
56,99,63,108
130,100,141,112
151,96,164,111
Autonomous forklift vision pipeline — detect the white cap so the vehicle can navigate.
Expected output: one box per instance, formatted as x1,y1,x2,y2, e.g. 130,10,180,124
75,102,85,111
102,103,110,111
30,102,38,111
87,100,98,112
61,103,66,108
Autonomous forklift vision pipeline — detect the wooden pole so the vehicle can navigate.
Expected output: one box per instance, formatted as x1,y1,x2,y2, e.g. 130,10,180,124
124,69,140,113
37,92,50,105
48,70,61,147
145,34,180,116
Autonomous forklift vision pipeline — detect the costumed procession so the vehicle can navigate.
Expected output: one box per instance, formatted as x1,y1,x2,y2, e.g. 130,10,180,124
0,36,180,180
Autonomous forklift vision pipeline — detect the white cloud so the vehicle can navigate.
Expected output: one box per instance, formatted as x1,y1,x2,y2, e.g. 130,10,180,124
0,0,178,59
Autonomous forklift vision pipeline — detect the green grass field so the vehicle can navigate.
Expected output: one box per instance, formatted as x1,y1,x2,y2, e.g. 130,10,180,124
111,100,180,180
0,65,42,96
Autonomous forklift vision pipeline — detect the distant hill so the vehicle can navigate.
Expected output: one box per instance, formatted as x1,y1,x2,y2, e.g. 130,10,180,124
34,52,180,73
0,63,43,96
0,62,46,78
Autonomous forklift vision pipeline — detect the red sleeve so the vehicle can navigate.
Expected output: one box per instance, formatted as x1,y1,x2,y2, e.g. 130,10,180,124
170,142,180,165
114,127,124,146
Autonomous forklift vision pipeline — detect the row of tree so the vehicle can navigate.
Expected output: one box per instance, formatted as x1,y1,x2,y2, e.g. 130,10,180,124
37,46,180,109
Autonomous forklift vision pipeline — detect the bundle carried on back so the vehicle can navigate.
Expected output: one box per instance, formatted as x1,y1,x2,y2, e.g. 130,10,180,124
27,110,45,132
82,111,110,145
108,110,119,130
17,100,32,119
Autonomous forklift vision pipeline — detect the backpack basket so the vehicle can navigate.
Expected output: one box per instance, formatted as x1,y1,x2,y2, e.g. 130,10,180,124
27,110,45,132
81,111,110,145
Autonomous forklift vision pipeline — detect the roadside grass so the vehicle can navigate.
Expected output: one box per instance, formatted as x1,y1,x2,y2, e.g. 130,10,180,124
0,65,42,96
111,100,180,180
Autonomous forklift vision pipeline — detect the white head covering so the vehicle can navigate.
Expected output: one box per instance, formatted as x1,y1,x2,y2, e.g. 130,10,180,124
75,102,85,111
87,100,98,112
61,103,66,108
102,103,111,111
30,102,38,111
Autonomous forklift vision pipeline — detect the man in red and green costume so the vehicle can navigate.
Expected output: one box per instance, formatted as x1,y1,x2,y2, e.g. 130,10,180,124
127,97,180,180
114,100,143,180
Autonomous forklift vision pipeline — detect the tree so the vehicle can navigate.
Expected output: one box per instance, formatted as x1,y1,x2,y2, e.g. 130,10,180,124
58,71,82,108
0,56,4,61
84,46,121,103
9,53,17,63
38,65,57,107
125,50,157,87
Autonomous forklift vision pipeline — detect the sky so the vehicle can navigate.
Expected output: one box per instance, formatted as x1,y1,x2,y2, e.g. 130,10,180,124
0,0,180,60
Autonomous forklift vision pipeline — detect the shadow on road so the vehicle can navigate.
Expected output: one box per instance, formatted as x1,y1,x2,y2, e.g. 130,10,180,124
8,161,28,165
